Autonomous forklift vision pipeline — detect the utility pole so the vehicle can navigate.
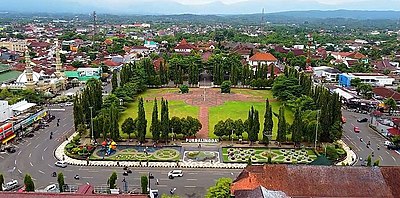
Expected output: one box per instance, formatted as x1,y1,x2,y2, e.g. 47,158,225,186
89,106,94,143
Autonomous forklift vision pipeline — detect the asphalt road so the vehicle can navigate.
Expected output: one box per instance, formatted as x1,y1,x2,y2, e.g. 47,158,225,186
342,109,400,166
0,105,241,197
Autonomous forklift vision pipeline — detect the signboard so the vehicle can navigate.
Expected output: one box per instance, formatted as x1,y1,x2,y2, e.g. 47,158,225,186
185,138,219,143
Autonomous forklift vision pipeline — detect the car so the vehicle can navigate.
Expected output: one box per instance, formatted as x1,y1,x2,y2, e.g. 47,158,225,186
384,141,393,146
387,143,400,150
25,133,34,138
168,170,183,179
2,180,18,191
55,161,67,168
357,118,368,123
354,127,360,133
65,102,73,106
44,184,59,192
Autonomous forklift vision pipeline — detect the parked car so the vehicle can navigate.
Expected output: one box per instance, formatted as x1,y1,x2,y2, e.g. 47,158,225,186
357,118,368,123
354,127,360,133
55,161,67,168
65,102,73,106
44,184,59,192
168,170,183,179
25,133,34,138
384,141,393,146
387,143,400,150
2,180,18,191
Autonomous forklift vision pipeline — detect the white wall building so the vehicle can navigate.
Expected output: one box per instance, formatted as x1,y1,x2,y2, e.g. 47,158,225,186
339,73,395,87
313,66,341,82
0,101,12,122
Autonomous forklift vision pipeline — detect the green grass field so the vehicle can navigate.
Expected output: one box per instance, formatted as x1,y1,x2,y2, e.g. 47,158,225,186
230,89,274,99
209,101,293,140
119,99,199,139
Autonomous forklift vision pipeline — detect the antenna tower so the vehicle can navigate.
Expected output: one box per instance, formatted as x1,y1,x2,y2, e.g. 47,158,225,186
306,33,313,69
92,11,97,45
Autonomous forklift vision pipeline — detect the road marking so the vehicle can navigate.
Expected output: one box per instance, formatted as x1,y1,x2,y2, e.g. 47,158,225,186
39,170,45,174
14,160,17,165
32,177,36,181
82,177,93,179
34,144,40,149
42,155,44,161
0,156,3,159
18,169,22,174
88,171,99,173
30,162,33,167
44,147,48,152
17,151,22,156
29,153,32,158
188,173,198,175
186,179,197,181
63,123,68,127
48,164,54,168
157,185,167,187
392,156,396,161
26,142,31,147
379,156,384,161
184,186,197,188
386,151,390,155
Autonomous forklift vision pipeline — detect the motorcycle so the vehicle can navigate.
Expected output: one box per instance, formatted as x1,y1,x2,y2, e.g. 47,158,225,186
52,172,56,177
74,175,79,180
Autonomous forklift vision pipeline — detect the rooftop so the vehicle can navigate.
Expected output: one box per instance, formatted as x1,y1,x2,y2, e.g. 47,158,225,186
249,52,278,62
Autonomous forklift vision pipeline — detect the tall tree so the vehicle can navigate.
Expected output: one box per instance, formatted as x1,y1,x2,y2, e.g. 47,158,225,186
24,174,35,192
205,178,233,198
263,99,273,144
111,71,118,92
141,175,148,194
57,172,65,192
0,174,4,191
122,117,135,139
277,106,287,142
108,172,117,189
291,107,303,143
151,99,161,141
109,103,120,140
137,98,147,142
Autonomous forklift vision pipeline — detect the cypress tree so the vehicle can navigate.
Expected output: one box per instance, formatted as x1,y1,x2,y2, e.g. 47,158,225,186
263,99,273,144
277,106,287,142
111,71,118,93
137,98,147,142
150,98,160,141
24,174,35,192
253,109,260,141
291,107,303,143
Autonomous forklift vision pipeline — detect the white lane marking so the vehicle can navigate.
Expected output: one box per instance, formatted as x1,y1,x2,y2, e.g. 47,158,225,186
34,144,40,149
39,170,45,174
379,156,384,161
184,186,197,188
26,142,31,147
392,156,397,161
32,177,36,181
41,155,44,161
88,171,99,173
43,147,48,152
186,179,198,181
188,173,198,175
18,169,22,174
14,160,17,165
30,162,33,167
29,153,32,158
386,151,390,155
81,176,93,179
17,151,22,156
48,164,54,168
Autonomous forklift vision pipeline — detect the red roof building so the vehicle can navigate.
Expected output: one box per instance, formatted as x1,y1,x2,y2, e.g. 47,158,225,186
248,52,278,67
372,87,400,101
174,39,196,53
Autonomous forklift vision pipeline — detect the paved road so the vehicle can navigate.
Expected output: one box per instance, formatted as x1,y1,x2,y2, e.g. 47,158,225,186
342,110,400,166
0,105,241,197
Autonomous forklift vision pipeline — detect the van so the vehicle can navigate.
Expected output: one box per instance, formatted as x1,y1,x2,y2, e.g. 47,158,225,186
55,161,67,168
2,180,18,191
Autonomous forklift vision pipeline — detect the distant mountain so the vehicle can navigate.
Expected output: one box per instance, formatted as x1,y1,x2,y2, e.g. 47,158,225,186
3,0,400,19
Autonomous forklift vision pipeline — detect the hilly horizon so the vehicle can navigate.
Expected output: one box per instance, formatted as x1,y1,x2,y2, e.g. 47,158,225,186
4,0,400,16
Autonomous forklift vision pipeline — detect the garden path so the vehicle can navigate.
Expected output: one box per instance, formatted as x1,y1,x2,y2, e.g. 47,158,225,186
197,106,209,138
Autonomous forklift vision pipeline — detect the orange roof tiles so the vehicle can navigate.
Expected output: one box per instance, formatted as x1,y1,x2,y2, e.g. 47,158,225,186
249,52,278,62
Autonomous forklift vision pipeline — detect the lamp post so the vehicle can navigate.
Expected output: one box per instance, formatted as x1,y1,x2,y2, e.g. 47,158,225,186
314,110,320,151
171,127,174,142
148,172,154,194
231,129,234,145
89,106,94,143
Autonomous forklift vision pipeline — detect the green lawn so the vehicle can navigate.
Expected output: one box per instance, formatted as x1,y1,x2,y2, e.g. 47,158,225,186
209,101,293,140
230,89,274,99
140,88,178,99
119,99,199,139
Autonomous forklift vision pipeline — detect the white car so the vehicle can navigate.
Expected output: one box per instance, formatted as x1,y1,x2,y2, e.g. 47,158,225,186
65,102,73,106
168,170,183,178
384,141,393,146
44,184,59,192
2,180,18,191
55,161,67,168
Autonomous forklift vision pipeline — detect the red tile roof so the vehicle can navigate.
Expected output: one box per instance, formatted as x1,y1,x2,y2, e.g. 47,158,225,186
249,52,277,62
372,87,400,101
0,192,148,198
373,59,397,71
103,60,122,67
231,165,398,197
174,39,196,50
388,127,400,136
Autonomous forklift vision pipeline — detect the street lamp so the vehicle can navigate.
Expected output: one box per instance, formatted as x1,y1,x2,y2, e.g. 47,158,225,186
89,106,94,143
171,127,174,142
148,172,154,193
231,129,234,145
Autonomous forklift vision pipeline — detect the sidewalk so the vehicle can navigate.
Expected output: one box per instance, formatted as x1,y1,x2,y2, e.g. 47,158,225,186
335,140,357,166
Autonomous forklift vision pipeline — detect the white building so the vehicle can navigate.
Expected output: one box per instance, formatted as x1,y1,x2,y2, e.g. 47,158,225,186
339,73,395,87
313,66,341,82
0,101,12,122
76,67,102,77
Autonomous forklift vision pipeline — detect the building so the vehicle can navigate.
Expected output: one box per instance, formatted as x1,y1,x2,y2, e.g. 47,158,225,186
231,165,400,198
0,40,28,52
372,87,400,101
338,73,395,87
144,40,158,49
313,66,341,82
174,39,196,53
0,100,12,122
248,52,278,67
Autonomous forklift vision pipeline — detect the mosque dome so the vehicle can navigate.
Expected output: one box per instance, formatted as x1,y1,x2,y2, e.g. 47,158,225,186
16,70,41,83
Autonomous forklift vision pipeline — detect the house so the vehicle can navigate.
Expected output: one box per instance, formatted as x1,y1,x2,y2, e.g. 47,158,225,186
338,73,395,87
144,40,158,49
372,87,400,101
174,39,196,53
313,66,340,82
248,52,278,67
372,58,398,73
330,51,368,67
231,165,400,198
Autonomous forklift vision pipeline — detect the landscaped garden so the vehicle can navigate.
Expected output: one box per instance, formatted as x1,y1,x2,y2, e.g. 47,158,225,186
183,151,219,162
90,145,182,162
221,147,317,164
